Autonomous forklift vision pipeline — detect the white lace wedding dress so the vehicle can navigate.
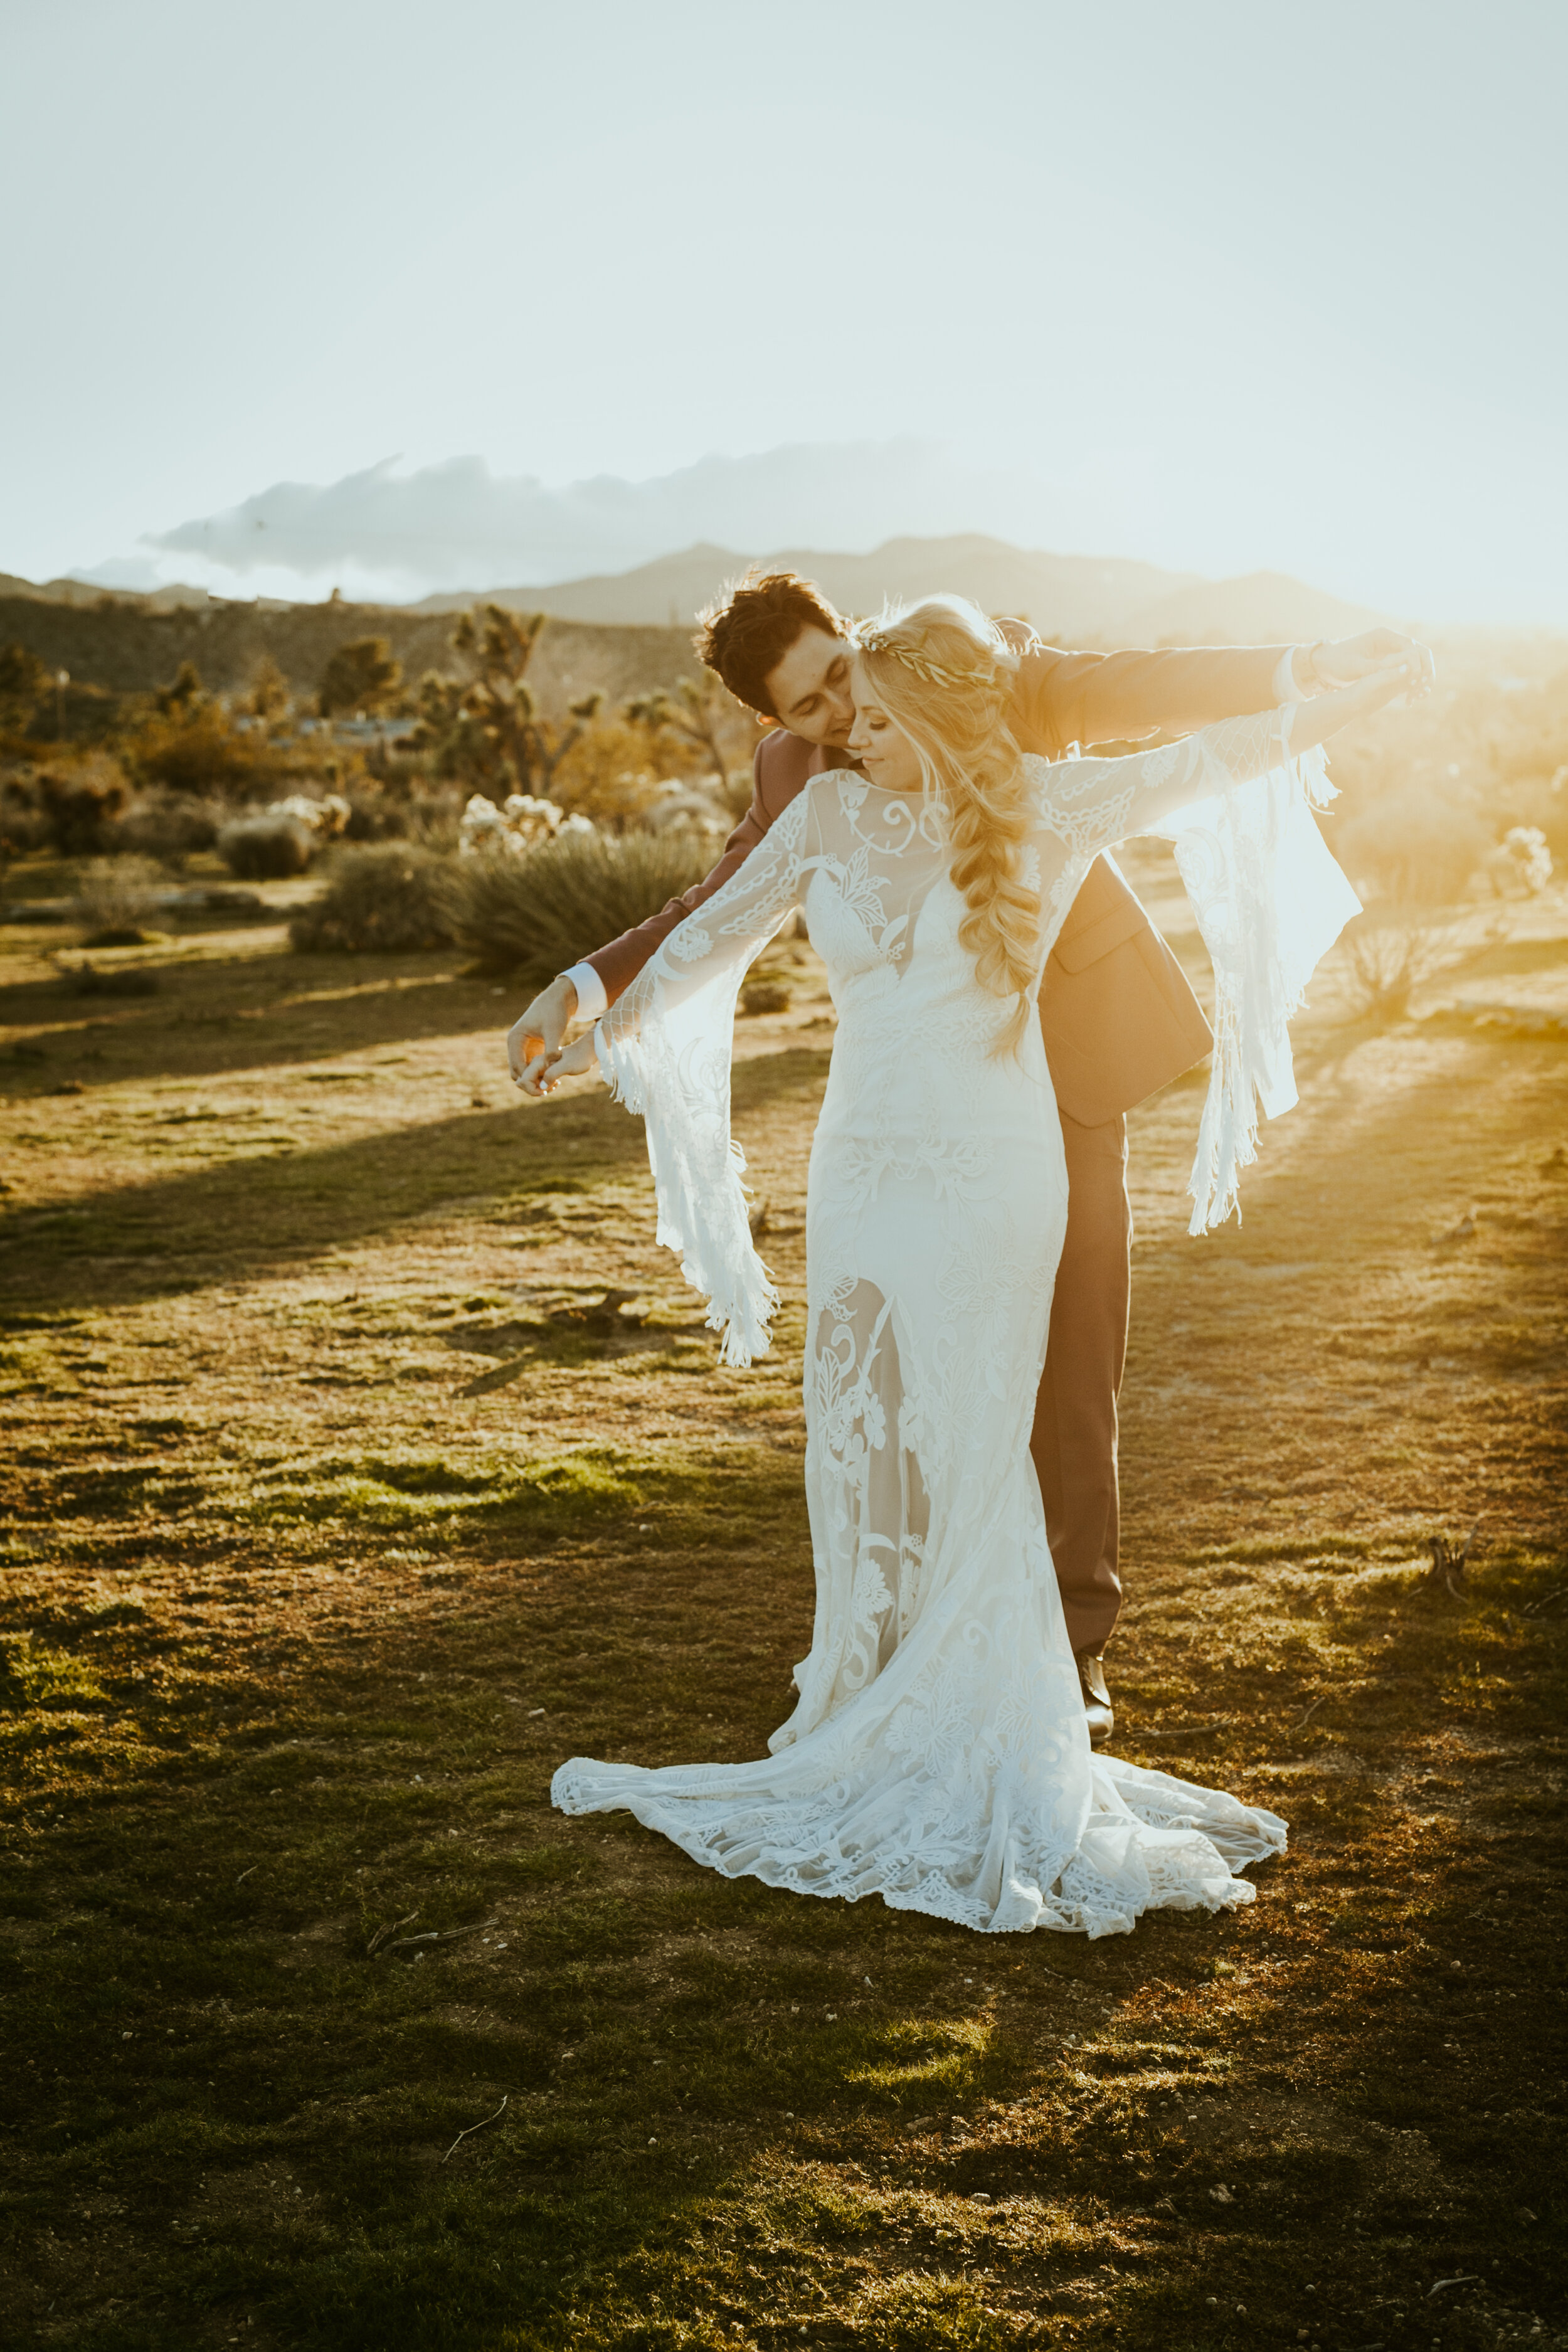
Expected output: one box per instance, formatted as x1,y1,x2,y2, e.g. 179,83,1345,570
551,711,1353,1935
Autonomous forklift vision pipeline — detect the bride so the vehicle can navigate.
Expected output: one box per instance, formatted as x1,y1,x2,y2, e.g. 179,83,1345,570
542,597,1409,1937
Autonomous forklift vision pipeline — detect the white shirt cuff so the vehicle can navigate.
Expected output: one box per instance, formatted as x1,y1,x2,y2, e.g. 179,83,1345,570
1274,645,1308,703
562,961,607,1022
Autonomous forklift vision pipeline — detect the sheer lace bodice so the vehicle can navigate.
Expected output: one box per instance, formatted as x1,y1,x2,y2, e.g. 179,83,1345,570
593,705,1337,1358
551,711,1328,1935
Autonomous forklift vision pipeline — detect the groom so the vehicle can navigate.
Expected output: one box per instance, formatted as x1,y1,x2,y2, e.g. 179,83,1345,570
511,571,1431,1745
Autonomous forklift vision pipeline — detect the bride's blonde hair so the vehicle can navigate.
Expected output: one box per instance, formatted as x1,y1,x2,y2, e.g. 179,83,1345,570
854,596,1039,1051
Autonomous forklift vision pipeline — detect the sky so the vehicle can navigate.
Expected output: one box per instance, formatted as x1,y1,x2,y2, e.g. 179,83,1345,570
3,0,1565,623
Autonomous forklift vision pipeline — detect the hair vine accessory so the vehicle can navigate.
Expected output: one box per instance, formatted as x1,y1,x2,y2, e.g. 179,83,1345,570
853,625,995,694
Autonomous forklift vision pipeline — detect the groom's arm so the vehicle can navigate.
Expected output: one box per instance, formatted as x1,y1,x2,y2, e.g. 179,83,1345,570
1008,637,1294,758
566,728,815,1015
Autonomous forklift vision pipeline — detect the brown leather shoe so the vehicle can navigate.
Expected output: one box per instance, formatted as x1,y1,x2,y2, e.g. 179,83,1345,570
1076,1651,1114,1751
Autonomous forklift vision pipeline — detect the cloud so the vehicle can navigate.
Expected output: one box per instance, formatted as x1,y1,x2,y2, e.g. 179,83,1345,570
145,443,1091,596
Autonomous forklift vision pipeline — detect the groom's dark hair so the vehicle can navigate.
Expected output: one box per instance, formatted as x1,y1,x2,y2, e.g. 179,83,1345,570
694,568,847,718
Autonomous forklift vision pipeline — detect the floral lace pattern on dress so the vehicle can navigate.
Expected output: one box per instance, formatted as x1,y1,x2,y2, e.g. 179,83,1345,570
564,721,1337,1933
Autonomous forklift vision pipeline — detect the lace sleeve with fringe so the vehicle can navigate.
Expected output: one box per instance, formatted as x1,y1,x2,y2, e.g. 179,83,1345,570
594,790,811,1366
1031,709,1362,1232
1154,715,1362,1234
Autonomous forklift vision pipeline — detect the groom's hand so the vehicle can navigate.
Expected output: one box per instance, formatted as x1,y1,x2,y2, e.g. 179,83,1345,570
1300,629,1435,697
507,973,577,1100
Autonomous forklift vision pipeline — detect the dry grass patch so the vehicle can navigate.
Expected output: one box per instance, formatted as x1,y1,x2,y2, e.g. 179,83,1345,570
1,877,1564,2351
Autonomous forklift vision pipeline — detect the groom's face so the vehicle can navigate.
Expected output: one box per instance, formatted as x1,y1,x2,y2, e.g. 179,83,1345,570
763,626,856,747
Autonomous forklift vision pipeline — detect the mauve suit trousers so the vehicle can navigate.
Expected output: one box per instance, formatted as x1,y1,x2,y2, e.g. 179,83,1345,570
1030,1108,1131,1658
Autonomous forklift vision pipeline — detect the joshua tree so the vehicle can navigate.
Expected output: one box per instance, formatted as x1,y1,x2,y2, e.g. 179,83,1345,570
245,654,292,724
319,636,403,718
411,605,601,795
154,660,205,718
623,672,731,788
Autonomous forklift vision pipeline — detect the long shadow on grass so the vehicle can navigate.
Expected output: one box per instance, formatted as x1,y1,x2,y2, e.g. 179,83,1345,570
0,1049,835,1314
0,1102,645,1307
0,953,515,1088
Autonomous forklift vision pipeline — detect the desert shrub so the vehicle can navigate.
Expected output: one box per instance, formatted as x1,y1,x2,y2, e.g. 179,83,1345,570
267,791,351,840
288,843,458,954
458,791,578,857
1495,766,1568,862
644,781,733,839
1480,825,1552,896
132,704,278,800
446,827,712,982
1336,788,1493,903
217,792,351,879
1340,909,1507,1024
109,792,221,871
1342,924,1444,1022
400,788,466,854
33,755,131,856
341,787,411,842
73,857,164,944
218,815,314,879
0,644,48,734
0,770,51,854
548,717,667,827
373,750,435,799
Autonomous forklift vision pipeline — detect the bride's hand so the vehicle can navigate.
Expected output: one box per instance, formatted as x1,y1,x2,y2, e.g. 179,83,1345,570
1286,658,1424,755
533,1029,601,1092
1309,627,1436,696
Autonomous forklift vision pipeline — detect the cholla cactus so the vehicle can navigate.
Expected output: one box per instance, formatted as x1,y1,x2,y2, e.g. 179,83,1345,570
1483,824,1553,897
645,782,731,837
458,791,594,857
265,792,351,838
1501,825,1552,894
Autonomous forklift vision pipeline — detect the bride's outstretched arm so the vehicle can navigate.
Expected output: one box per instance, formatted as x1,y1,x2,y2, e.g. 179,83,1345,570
1032,661,1417,860
551,791,812,1365
1265,667,1417,759
541,794,811,1086
1036,667,1417,1237
597,790,810,1071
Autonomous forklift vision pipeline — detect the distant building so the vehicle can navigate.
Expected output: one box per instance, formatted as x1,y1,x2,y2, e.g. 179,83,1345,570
326,716,418,744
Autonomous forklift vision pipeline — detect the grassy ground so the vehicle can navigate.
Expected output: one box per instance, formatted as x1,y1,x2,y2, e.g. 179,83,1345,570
1,869,1565,2352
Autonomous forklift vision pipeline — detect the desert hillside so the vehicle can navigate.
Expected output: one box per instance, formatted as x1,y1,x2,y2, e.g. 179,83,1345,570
0,592,699,721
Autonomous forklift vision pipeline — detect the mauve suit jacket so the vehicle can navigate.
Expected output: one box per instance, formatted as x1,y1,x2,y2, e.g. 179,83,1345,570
583,634,1290,1129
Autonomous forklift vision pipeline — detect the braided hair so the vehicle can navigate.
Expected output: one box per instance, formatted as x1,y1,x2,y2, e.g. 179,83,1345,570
853,597,1040,1052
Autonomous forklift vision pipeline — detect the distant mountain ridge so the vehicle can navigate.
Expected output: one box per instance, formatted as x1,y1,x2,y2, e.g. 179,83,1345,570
406,532,1396,645
410,535,1210,640
3,534,1397,649
0,569,218,613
